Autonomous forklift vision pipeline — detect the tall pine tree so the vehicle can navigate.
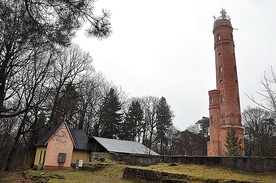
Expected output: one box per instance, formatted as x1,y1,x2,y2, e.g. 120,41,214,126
156,96,173,154
96,88,122,139
120,100,144,141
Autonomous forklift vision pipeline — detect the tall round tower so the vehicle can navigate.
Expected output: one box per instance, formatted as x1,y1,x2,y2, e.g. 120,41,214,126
208,9,244,156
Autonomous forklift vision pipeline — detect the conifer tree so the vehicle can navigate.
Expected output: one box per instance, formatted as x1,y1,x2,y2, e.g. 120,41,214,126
120,100,144,141
225,127,243,156
97,88,122,139
156,96,173,154
53,83,80,127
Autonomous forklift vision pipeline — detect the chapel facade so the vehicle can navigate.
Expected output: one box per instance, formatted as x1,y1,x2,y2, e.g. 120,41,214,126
207,9,244,156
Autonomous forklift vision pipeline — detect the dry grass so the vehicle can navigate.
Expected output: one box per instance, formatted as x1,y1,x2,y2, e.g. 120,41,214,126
0,159,140,183
135,163,276,183
1,162,275,183
23,163,139,183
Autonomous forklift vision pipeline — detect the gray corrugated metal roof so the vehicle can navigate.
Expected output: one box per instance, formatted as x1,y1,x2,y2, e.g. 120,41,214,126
92,136,159,155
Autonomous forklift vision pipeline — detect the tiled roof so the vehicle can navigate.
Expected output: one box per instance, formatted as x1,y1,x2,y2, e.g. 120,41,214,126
92,136,159,155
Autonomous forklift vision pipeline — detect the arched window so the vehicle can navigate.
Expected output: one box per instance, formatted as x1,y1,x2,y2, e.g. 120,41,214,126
211,116,214,123
218,34,221,40
219,66,223,72
221,96,224,103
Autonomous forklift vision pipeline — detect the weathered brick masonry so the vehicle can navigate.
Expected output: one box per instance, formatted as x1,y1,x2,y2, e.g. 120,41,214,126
207,10,244,156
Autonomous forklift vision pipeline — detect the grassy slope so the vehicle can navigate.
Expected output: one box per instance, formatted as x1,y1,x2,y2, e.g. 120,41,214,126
1,162,275,183
24,163,139,183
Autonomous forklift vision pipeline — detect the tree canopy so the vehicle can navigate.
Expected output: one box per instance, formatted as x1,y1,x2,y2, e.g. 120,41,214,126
0,0,112,115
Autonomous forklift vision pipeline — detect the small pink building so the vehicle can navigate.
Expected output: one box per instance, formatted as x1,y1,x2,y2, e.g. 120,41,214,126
34,122,91,169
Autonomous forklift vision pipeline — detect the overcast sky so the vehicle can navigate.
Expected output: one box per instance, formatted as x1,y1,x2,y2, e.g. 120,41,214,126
73,0,276,131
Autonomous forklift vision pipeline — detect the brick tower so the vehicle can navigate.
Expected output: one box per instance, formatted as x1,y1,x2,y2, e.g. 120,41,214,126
207,9,244,156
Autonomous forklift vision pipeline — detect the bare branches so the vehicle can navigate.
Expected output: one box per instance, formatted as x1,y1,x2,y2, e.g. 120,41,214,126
246,67,276,115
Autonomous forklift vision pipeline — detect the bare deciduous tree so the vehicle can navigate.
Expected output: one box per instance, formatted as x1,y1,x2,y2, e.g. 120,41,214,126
242,107,276,157
140,96,159,149
246,67,276,115
47,44,93,127
4,48,54,170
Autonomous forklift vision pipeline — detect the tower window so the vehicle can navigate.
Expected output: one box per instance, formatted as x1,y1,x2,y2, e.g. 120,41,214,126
219,53,222,56
222,116,225,123
219,66,223,72
218,34,221,40
221,96,224,103
211,116,214,123
220,79,223,83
